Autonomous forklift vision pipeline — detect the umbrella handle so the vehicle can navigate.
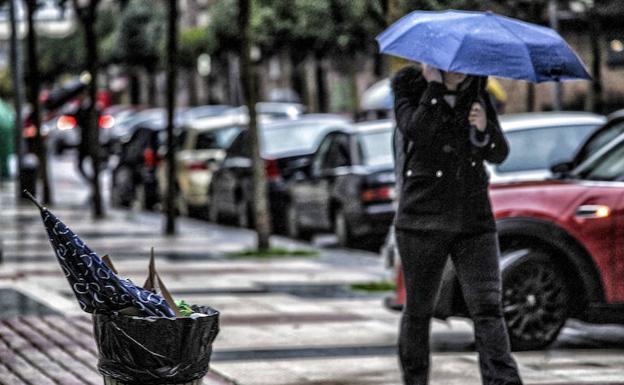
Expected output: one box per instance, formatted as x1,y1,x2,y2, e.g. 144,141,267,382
23,190,44,211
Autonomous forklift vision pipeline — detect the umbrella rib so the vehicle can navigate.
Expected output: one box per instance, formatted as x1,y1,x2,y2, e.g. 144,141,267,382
447,33,470,73
490,16,538,82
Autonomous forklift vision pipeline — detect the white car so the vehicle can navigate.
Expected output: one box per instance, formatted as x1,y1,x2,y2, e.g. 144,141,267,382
488,112,607,182
158,114,245,216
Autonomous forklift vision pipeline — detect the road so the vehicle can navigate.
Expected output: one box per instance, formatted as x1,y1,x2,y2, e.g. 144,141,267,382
1,153,624,385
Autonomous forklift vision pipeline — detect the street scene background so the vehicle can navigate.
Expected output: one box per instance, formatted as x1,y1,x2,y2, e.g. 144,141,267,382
1,1,624,385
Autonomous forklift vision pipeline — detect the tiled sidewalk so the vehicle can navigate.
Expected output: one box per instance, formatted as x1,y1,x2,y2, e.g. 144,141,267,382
0,315,233,385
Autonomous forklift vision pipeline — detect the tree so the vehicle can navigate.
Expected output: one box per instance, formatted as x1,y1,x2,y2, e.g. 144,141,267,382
178,26,215,106
113,1,165,105
73,0,104,218
164,0,178,235
240,0,272,250
25,0,53,205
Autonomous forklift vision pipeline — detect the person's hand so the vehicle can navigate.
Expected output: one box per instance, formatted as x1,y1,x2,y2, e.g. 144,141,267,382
469,102,487,132
422,63,443,84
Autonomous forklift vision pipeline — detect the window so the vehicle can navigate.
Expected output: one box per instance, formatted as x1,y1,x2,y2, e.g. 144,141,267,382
580,141,624,181
321,134,351,170
261,122,335,155
358,130,393,167
226,132,249,158
577,121,624,163
194,126,242,150
311,134,334,176
496,125,597,173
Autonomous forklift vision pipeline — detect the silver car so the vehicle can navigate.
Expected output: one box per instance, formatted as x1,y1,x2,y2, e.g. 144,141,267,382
489,112,606,182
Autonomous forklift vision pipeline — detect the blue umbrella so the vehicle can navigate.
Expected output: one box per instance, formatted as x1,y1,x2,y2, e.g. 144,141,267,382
25,191,176,317
376,10,590,83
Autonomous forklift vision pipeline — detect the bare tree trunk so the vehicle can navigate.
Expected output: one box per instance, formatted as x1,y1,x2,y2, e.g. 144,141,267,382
187,70,198,106
315,53,328,113
74,0,103,218
165,0,178,235
147,69,157,106
9,0,25,201
240,0,271,250
349,66,359,119
290,54,306,105
526,82,535,112
25,0,52,205
129,68,141,104
586,15,602,113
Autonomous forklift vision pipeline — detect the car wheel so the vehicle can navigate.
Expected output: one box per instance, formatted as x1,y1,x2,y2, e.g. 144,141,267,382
176,191,189,217
334,208,355,248
502,250,569,351
237,200,252,228
286,202,312,241
208,189,223,224
111,167,134,207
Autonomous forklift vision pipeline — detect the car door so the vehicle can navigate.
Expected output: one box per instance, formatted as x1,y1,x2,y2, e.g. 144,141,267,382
294,133,334,229
572,137,624,303
214,132,251,215
300,133,352,230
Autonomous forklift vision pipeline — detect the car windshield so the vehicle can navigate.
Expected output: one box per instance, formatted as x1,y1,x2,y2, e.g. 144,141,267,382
181,105,230,121
578,139,624,181
576,121,624,163
195,126,242,150
358,130,393,167
261,122,335,154
495,124,598,173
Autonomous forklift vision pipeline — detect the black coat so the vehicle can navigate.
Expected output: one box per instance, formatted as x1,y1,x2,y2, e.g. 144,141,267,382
392,66,509,233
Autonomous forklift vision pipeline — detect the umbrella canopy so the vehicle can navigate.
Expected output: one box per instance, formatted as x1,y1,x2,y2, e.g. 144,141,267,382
376,10,590,83
25,192,175,317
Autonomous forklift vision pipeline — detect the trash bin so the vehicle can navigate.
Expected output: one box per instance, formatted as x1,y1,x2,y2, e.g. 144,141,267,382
20,153,39,198
93,305,220,385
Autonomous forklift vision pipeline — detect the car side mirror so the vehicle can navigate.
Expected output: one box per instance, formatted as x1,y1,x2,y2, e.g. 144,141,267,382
550,160,572,178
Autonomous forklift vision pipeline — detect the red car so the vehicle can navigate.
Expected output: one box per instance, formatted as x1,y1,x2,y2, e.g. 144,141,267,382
386,122,624,351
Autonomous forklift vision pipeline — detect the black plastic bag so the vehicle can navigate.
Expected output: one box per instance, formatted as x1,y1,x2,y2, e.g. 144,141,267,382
93,305,219,385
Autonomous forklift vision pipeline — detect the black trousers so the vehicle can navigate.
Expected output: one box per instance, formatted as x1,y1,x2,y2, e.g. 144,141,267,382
396,229,522,385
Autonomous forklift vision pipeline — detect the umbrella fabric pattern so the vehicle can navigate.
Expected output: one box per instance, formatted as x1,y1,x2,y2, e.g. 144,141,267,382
27,194,175,317
376,10,590,82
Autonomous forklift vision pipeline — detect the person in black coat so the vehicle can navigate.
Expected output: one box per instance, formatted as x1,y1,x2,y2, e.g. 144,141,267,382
392,64,523,385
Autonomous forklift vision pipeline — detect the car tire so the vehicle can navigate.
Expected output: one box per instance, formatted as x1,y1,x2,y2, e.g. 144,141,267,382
111,167,134,208
501,250,569,351
286,202,312,241
334,208,355,248
207,189,223,224
237,200,252,228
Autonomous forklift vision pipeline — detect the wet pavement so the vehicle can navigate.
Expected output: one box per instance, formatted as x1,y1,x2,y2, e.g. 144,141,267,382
1,154,624,385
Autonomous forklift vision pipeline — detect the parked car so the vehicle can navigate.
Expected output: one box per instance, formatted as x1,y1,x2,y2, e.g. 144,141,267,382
225,102,305,120
157,114,244,216
111,119,165,209
386,130,624,351
490,112,606,182
550,109,624,175
285,119,395,246
107,108,166,156
177,104,232,123
208,115,351,230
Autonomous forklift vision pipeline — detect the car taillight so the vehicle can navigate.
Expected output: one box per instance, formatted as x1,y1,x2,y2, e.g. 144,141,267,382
57,115,77,131
265,159,281,181
361,186,396,202
187,161,208,171
143,148,160,169
23,124,37,138
99,114,115,129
